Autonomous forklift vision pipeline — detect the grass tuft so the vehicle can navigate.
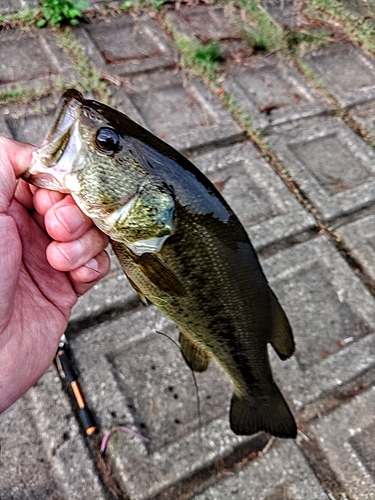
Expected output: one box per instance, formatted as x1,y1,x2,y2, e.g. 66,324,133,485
55,28,113,104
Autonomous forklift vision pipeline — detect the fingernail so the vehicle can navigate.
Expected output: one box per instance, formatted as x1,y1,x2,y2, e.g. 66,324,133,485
56,240,84,266
55,205,86,234
84,258,101,274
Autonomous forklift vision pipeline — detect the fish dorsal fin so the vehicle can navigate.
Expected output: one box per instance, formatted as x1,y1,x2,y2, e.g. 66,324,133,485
179,329,211,372
269,290,295,361
134,253,185,297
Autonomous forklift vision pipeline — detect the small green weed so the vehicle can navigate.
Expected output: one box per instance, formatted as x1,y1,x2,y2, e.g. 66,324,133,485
119,0,169,10
37,0,89,27
167,22,222,80
179,37,222,79
120,0,132,9
235,0,286,53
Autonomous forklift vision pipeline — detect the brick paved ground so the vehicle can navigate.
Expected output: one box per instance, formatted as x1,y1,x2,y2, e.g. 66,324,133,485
1,1,375,499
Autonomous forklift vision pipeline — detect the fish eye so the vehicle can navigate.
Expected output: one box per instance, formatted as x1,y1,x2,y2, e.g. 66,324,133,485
95,127,121,154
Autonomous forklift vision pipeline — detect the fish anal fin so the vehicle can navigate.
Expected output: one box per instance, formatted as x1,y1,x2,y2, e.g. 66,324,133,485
230,385,297,439
179,330,211,372
269,290,295,361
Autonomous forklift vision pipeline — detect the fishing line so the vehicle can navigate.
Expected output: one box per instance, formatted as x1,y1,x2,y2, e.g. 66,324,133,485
155,330,203,437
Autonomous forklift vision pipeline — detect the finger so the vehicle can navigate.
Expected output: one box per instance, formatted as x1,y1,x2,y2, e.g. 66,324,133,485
31,210,46,232
0,136,35,177
33,188,65,216
46,226,109,272
14,179,34,211
69,250,110,290
44,196,92,242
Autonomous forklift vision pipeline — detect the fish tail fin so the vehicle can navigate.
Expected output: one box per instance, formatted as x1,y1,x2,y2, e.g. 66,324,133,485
229,385,297,439
269,290,295,361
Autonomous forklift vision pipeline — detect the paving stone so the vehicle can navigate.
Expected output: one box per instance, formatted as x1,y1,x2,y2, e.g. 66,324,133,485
69,306,267,500
265,0,308,27
341,0,375,16
267,116,375,221
0,366,107,500
192,440,329,499
191,141,315,250
0,107,11,137
303,42,375,107
165,3,248,59
113,69,244,152
73,14,176,77
223,53,330,130
0,96,61,144
261,236,375,412
308,386,375,499
0,0,37,14
0,29,76,95
337,214,375,283
351,99,375,136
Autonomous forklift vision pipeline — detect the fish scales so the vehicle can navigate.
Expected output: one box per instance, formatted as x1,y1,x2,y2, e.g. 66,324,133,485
24,89,297,439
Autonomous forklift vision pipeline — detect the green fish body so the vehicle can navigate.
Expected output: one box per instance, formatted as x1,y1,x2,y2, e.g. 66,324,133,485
25,89,297,438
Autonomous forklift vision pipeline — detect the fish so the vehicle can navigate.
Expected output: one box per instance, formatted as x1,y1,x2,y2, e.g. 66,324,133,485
24,89,297,439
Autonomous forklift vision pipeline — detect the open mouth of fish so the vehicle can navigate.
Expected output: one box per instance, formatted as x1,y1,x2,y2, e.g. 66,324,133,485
23,90,83,193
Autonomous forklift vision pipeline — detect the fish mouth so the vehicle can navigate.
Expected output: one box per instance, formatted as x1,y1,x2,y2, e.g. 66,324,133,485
23,89,84,192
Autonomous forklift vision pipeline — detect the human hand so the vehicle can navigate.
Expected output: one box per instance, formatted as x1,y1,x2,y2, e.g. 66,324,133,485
0,136,110,413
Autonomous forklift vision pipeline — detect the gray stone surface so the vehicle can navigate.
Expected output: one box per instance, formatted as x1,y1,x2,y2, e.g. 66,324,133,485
166,4,239,43
338,214,375,283
193,440,329,499
303,42,375,107
0,366,107,500
68,307,266,500
73,14,176,77
261,236,375,411
268,116,375,221
265,0,308,27
0,29,76,94
165,3,248,59
0,0,37,14
113,69,244,152
351,99,375,136
0,96,61,144
0,106,11,137
308,386,375,498
191,141,315,250
223,53,331,130
341,0,375,16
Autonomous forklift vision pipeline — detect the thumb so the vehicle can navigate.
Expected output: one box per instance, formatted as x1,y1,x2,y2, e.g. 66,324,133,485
0,213,22,335
0,136,35,177
0,137,35,213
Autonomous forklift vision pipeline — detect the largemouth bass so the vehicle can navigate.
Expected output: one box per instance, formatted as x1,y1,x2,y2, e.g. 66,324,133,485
24,89,297,438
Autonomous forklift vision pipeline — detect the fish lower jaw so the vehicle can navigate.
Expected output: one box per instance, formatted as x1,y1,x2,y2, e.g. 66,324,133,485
23,172,70,193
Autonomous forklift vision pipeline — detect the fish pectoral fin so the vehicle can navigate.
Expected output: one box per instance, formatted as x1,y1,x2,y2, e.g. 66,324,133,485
126,275,150,305
230,385,297,439
134,253,184,297
179,329,211,372
269,290,295,361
